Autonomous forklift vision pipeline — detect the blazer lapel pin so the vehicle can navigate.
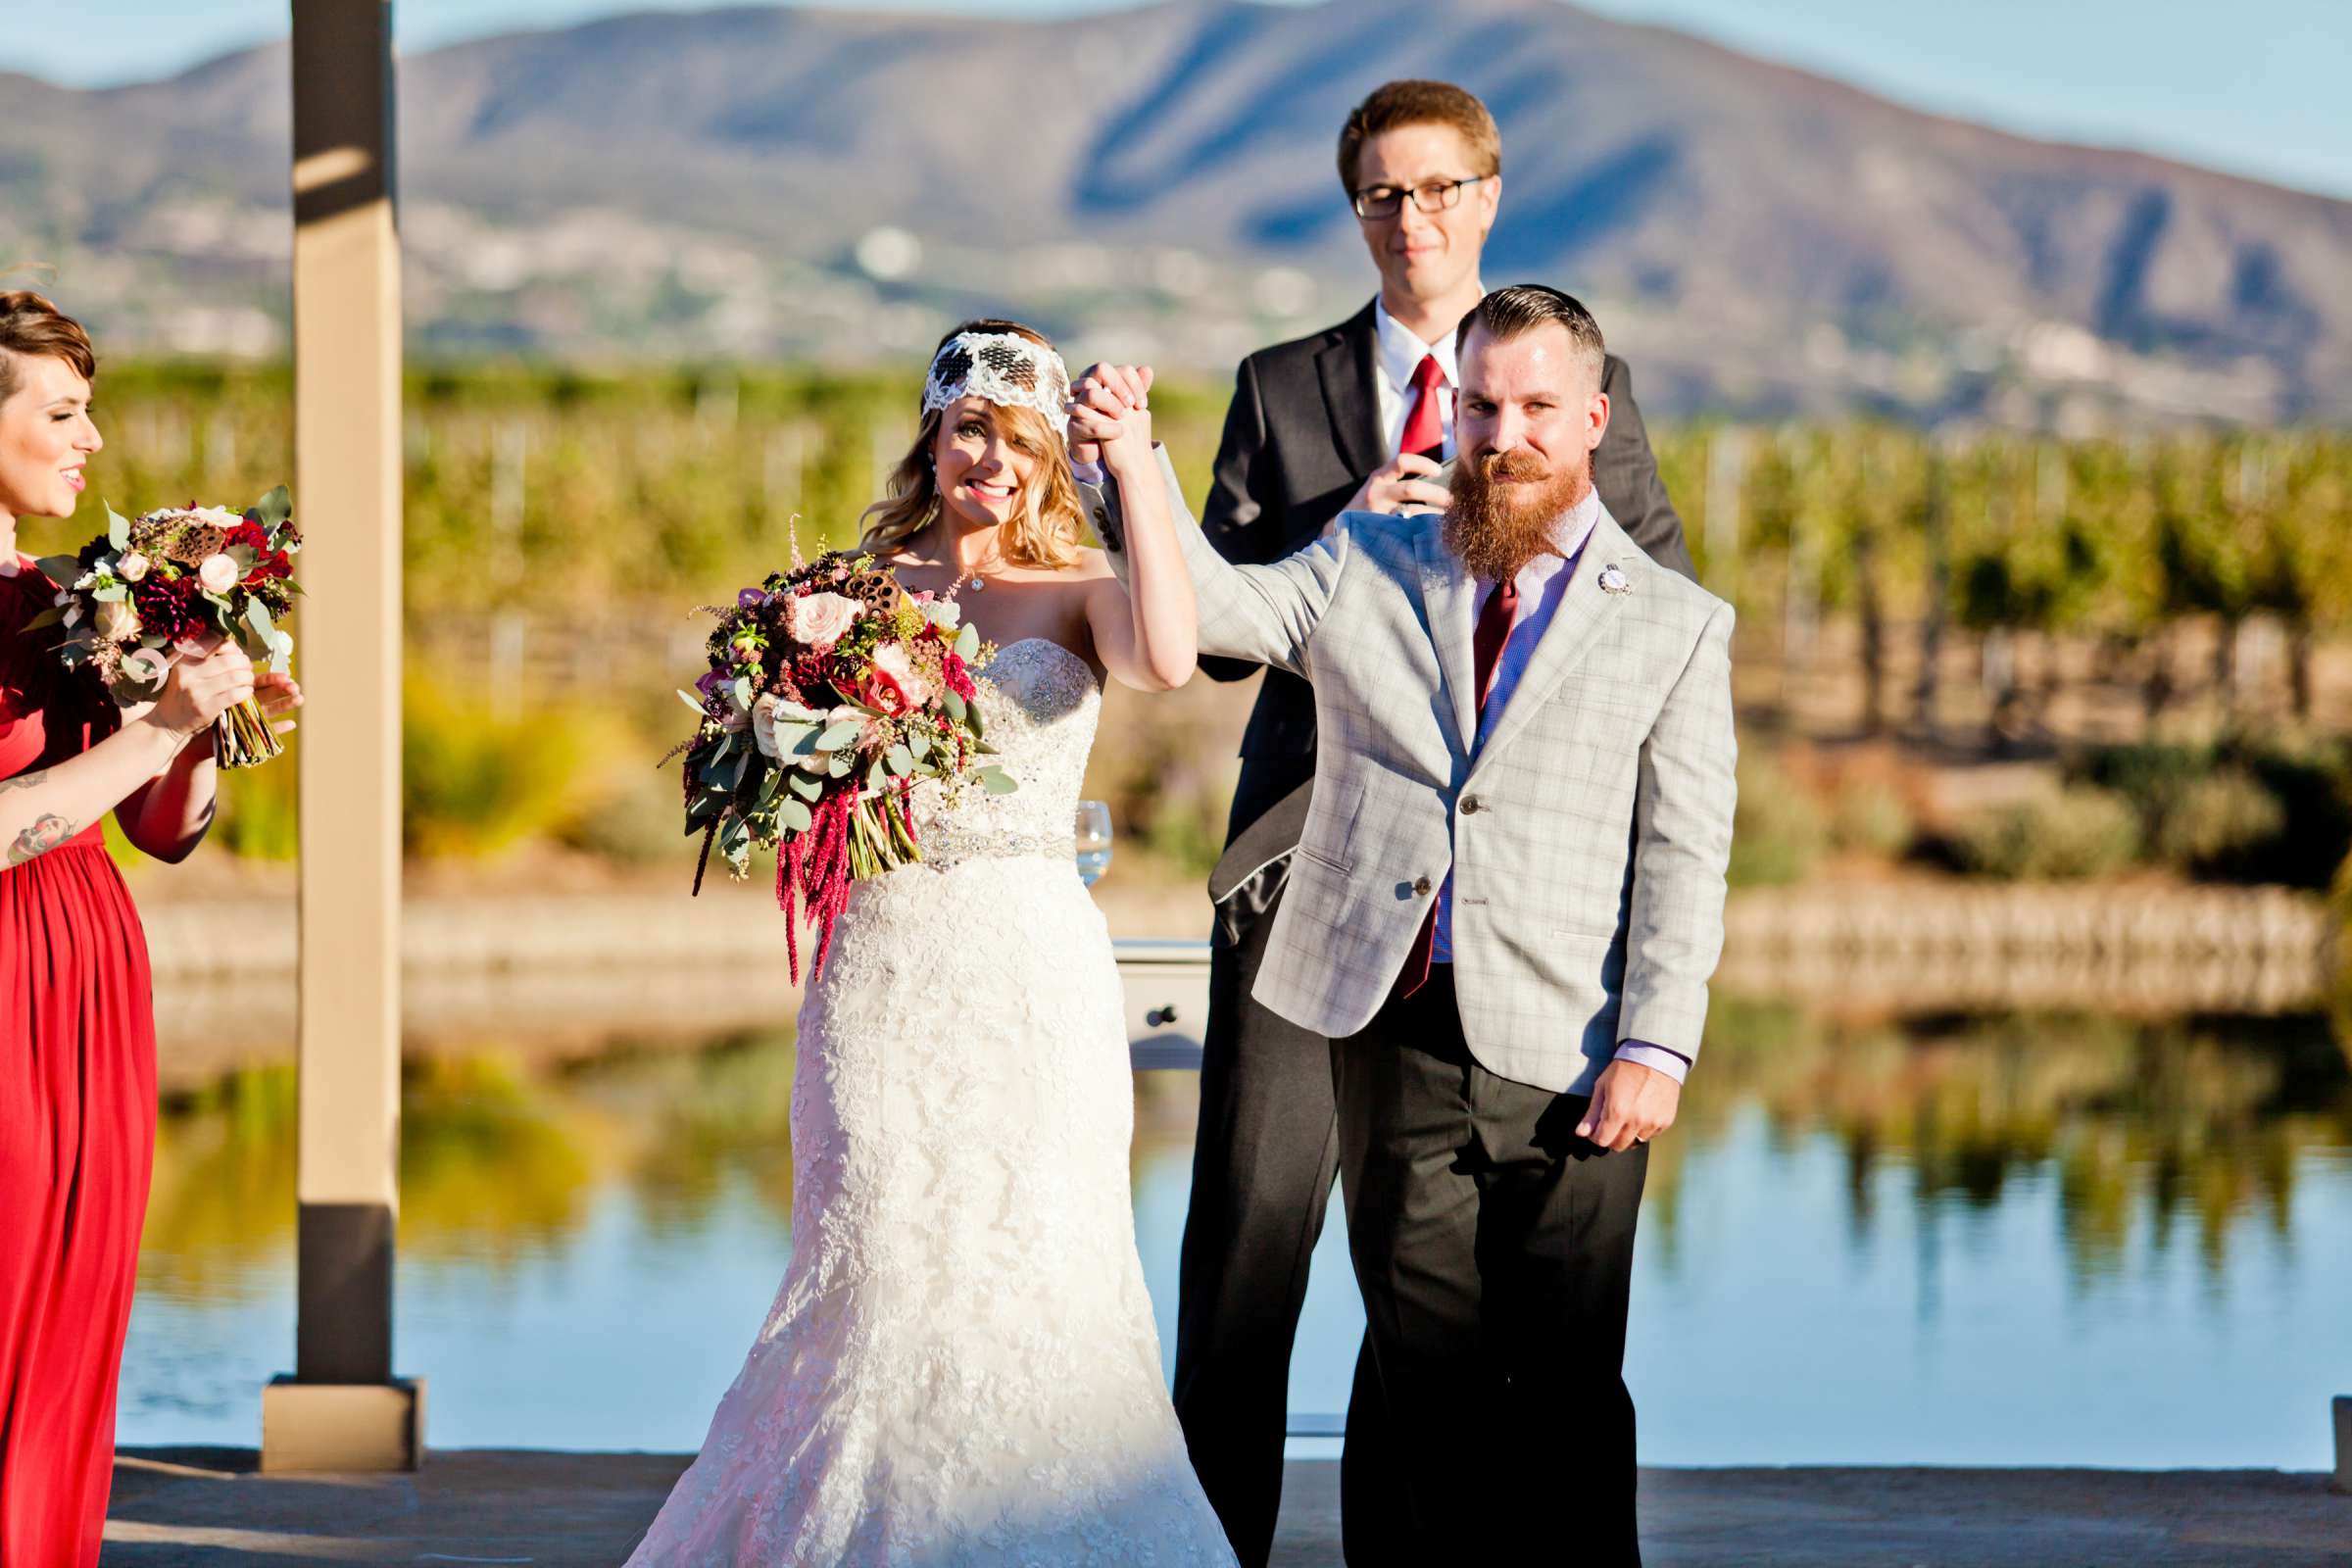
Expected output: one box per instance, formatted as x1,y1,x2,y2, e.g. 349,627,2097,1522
1597,563,1632,596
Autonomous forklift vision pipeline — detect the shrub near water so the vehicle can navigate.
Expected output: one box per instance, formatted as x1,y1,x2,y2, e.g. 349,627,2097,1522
1953,785,2143,880
2152,769,2287,874
2073,741,2352,886
403,670,628,859
1728,752,1828,887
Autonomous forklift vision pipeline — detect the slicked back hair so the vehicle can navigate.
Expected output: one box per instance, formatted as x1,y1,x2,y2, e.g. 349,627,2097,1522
1456,284,1605,387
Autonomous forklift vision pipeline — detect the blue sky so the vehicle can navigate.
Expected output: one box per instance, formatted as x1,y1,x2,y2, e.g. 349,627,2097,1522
9,0,2347,199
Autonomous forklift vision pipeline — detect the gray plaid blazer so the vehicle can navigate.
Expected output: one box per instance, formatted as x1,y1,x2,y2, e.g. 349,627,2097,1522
1092,450,1738,1096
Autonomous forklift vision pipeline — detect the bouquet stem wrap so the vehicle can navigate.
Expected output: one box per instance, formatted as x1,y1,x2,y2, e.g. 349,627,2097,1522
214,697,284,770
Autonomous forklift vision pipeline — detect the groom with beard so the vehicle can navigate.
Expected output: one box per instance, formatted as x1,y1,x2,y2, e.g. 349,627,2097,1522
1082,284,1734,1566
1131,77,1696,1568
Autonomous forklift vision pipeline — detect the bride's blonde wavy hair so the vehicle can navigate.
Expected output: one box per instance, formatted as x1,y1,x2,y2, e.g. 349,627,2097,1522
859,318,1087,570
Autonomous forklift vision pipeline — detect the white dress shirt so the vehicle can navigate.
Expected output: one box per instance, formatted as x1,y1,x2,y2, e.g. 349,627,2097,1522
1371,299,1460,462
1429,487,1691,1085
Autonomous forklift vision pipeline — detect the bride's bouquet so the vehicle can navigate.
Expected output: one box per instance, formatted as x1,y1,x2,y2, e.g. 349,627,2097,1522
28,486,302,769
676,547,1013,981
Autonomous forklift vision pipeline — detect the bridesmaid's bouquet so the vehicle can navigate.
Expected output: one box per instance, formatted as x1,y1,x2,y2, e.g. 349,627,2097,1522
674,546,1012,981
28,486,302,769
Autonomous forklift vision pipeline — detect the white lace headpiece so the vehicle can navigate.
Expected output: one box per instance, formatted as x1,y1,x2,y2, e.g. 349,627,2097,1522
921,330,1072,436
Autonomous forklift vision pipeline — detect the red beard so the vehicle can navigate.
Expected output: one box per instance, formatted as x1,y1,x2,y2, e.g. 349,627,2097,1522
1442,449,1592,582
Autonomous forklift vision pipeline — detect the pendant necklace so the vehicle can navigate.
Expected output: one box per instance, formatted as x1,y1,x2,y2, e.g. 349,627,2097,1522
959,543,1006,593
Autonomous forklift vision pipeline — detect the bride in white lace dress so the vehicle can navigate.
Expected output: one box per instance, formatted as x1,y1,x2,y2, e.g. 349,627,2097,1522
626,324,1237,1565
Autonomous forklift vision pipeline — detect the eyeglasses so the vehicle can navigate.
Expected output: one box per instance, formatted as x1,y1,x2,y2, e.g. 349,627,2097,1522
1349,176,1487,220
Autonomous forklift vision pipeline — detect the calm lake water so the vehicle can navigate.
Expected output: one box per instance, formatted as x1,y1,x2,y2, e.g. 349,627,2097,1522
121,1003,2352,1469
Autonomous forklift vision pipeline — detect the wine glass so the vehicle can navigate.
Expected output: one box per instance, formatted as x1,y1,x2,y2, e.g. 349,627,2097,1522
1075,800,1113,886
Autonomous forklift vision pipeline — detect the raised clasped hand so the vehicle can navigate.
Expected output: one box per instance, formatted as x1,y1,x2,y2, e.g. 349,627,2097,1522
1573,1057,1681,1153
1067,362,1155,476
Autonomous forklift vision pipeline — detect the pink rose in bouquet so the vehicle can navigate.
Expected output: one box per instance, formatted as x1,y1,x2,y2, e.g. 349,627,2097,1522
790,590,860,648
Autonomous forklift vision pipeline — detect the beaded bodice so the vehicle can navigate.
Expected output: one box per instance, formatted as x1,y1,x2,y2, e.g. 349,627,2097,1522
907,637,1101,870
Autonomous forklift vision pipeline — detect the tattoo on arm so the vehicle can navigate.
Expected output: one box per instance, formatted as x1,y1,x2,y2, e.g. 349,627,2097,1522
8,813,77,866
0,767,51,794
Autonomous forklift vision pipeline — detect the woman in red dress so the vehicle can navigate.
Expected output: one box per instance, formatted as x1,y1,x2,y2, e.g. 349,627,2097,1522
0,292,303,1567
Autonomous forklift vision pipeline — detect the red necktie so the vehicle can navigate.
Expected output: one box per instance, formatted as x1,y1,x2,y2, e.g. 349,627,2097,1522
1396,575,1520,1000
1397,352,1446,460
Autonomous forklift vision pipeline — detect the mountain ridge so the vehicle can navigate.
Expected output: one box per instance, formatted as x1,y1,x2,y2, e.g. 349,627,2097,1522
3,0,2345,424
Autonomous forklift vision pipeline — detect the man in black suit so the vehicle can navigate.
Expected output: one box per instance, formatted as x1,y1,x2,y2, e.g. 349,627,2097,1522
1168,79,1695,1566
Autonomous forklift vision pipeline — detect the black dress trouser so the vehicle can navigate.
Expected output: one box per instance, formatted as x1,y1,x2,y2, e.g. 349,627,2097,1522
1332,966,1648,1566
1174,810,1646,1563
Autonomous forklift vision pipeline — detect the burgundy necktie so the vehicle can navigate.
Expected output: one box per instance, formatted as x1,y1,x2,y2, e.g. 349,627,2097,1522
1396,575,1520,1000
1397,353,1446,461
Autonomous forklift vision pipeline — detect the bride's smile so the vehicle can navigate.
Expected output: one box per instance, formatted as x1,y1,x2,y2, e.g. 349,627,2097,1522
935,397,1038,530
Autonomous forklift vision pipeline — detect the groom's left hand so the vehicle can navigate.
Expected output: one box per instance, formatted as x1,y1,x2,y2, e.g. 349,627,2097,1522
1576,1059,1681,1152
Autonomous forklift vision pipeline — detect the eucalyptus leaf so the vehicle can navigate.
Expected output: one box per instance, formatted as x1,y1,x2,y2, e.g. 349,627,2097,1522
244,597,275,643
777,798,813,834
828,754,853,778
817,719,864,751
956,620,980,660
907,730,932,762
34,555,80,585
106,505,130,552
977,766,1018,796
731,675,755,712
91,583,126,604
943,689,966,723
22,606,64,632
677,687,710,716
885,744,912,774
727,749,752,789
253,485,293,528
787,771,822,801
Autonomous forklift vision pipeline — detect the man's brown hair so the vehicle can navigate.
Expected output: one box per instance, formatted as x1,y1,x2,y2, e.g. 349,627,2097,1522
0,290,97,406
1336,79,1502,193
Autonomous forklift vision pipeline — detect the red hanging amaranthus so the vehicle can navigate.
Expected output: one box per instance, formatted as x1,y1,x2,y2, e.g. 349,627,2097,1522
778,788,859,983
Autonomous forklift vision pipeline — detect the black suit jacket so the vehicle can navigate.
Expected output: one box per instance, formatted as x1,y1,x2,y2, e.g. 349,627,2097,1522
1201,299,1695,853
